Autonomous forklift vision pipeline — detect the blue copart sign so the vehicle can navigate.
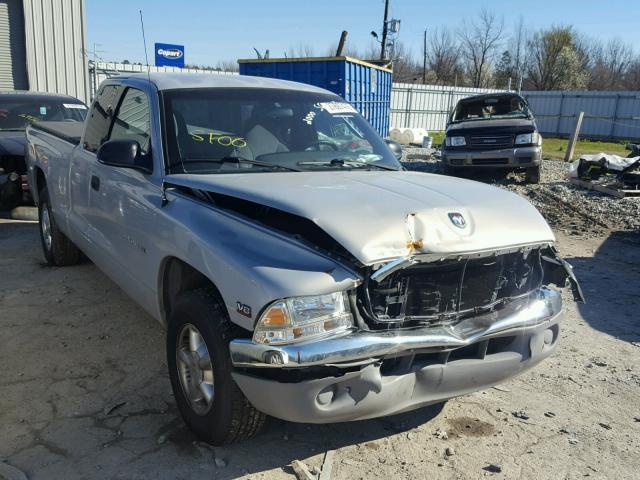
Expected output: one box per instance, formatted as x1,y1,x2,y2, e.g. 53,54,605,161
155,43,185,68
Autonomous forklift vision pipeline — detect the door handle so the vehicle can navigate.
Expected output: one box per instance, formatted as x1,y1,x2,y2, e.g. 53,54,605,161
91,175,100,191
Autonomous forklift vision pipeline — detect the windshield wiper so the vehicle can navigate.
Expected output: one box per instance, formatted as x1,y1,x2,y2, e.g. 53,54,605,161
298,157,399,171
0,127,26,132
167,156,300,172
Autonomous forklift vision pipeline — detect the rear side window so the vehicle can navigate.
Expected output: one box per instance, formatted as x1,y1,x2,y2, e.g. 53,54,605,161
109,88,151,154
83,85,122,152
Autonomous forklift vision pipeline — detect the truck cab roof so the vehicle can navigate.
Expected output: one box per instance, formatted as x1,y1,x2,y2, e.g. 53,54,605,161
110,72,332,94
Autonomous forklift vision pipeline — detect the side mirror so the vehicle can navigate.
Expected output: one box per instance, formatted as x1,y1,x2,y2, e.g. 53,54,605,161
97,139,152,174
384,139,403,160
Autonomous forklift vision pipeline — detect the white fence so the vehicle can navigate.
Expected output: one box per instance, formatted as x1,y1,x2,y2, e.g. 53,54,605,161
88,62,238,98
390,83,507,131
391,82,640,141
87,64,640,141
521,91,640,141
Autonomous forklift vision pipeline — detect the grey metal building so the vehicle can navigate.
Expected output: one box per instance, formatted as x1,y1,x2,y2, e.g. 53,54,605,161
0,0,89,102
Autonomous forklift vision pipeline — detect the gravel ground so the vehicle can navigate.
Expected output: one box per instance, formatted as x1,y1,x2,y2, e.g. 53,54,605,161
402,147,640,235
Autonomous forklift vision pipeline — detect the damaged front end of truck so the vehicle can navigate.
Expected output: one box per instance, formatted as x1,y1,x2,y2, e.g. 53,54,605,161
164,172,583,424
229,241,582,423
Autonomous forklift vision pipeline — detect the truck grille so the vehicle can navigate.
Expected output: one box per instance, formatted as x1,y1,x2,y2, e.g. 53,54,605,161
472,158,509,165
365,248,543,327
469,135,513,149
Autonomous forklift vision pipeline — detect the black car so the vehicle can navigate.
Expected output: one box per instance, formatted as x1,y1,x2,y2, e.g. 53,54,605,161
441,93,542,183
0,91,87,210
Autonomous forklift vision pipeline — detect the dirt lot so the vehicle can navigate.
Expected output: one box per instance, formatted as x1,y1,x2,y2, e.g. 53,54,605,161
1,162,640,479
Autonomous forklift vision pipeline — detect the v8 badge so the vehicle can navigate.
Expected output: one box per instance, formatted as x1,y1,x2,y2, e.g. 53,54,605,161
236,302,252,318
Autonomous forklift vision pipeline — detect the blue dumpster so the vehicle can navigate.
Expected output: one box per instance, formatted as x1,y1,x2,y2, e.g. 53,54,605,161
238,56,392,137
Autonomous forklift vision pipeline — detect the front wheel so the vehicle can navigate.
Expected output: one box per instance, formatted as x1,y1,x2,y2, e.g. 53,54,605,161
38,187,81,266
167,288,266,445
525,165,541,184
442,164,461,176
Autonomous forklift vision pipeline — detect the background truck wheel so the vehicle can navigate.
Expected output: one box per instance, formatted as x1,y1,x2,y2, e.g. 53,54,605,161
442,164,461,176
167,288,266,445
38,187,81,266
525,165,541,184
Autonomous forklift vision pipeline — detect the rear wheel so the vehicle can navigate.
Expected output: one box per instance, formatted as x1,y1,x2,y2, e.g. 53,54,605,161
167,288,266,445
38,187,81,266
525,165,541,184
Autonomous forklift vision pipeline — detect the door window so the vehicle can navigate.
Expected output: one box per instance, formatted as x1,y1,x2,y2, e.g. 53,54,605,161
109,88,151,154
83,85,122,152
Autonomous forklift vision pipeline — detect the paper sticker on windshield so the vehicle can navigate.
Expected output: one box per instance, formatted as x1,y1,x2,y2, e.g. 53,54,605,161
63,103,87,109
315,101,357,115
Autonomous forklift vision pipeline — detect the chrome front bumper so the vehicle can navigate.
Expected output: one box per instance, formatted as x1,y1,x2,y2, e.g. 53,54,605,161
230,287,562,368
231,288,562,423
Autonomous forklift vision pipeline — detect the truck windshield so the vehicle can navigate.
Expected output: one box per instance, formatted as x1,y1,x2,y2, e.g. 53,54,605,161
162,88,401,174
0,97,87,130
451,95,530,123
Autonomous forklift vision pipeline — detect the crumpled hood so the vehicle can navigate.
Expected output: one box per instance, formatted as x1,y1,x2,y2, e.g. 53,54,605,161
0,131,27,156
167,170,555,265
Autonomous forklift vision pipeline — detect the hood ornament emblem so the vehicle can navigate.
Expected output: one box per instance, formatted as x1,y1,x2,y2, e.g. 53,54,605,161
448,212,467,229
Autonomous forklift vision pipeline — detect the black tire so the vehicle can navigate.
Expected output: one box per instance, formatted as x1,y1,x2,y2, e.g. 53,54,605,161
167,288,266,445
38,187,81,266
443,164,461,176
525,165,541,184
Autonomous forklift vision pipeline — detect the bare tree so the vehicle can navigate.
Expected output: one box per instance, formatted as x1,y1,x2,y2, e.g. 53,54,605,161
427,27,463,85
214,60,239,72
458,9,504,87
622,56,640,90
286,43,316,58
525,26,589,90
389,41,421,83
589,38,633,90
324,40,378,60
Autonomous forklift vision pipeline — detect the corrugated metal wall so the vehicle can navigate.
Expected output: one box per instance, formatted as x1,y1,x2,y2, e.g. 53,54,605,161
0,0,28,89
22,0,89,102
391,83,506,131
391,84,640,141
522,91,640,141
344,60,392,137
238,57,393,137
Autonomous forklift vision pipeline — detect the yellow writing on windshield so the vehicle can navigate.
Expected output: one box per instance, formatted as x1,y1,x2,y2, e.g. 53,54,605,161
18,113,41,123
191,132,247,148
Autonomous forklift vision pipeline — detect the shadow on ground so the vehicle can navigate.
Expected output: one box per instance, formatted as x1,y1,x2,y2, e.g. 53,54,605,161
566,230,640,344
163,403,445,478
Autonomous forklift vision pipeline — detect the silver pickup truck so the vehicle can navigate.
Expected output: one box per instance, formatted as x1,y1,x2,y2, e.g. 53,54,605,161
26,73,583,445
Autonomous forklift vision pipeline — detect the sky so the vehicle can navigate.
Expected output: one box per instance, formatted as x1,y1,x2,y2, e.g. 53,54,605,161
86,0,640,67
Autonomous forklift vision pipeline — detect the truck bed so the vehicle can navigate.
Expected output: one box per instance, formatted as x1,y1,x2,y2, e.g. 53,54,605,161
30,121,84,146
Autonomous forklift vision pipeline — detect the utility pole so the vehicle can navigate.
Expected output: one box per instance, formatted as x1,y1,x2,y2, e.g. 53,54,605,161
422,29,427,84
380,0,389,60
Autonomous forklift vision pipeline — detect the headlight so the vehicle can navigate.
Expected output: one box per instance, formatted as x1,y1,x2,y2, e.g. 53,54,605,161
253,292,354,345
445,136,466,147
515,132,540,145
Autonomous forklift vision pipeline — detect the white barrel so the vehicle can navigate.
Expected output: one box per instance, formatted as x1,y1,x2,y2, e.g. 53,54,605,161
403,128,428,145
400,129,413,145
389,128,403,142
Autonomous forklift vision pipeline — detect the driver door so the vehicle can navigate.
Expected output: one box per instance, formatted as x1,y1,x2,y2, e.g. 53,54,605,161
85,87,162,308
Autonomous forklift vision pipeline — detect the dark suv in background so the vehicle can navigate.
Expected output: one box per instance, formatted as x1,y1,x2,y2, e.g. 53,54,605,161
441,93,542,183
